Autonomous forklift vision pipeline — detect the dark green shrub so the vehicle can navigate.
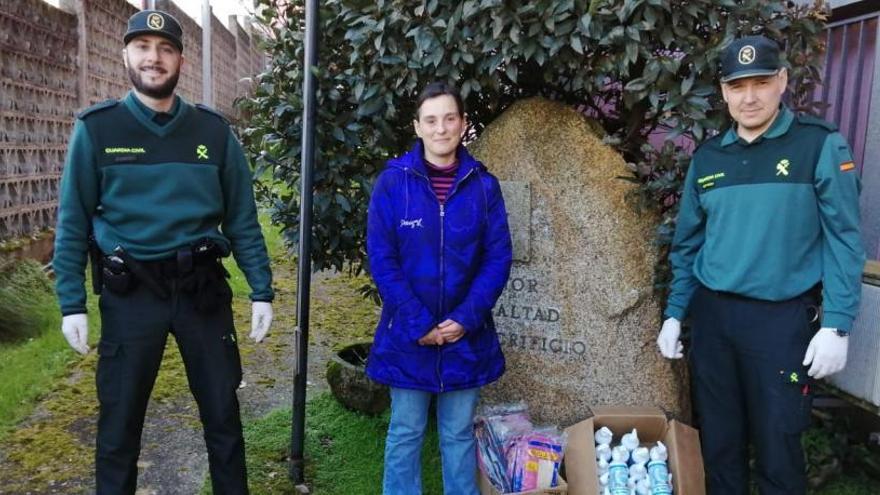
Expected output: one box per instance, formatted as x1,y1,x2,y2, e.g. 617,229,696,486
241,0,827,294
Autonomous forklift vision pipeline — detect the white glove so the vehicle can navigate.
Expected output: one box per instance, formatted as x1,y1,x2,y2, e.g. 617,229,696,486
803,327,848,379
62,313,89,355
657,317,684,359
250,301,273,343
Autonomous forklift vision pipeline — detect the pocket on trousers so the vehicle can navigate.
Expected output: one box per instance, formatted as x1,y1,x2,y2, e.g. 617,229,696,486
778,297,817,433
222,331,243,388
96,341,123,405
779,372,813,434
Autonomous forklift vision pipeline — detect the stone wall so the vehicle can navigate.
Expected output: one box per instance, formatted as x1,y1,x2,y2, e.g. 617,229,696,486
0,0,266,240
83,0,137,105
210,12,237,117
0,0,78,239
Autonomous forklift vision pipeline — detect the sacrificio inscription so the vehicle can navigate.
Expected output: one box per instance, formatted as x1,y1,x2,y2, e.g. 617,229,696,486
493,275,586,356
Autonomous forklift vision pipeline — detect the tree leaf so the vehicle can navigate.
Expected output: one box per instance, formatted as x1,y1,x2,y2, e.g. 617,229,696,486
357,97,384,117
680,73,694,95
624,77,648,92
571,35,584,54
505,64,518,82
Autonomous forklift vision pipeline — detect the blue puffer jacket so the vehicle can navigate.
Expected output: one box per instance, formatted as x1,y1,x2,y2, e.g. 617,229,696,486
365,140,513,392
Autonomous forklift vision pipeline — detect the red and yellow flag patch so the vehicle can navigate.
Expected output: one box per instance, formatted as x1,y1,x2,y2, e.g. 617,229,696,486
840,161,856,172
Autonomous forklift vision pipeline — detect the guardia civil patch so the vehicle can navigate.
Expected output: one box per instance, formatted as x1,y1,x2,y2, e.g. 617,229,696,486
196,144,209,160
105,147,146,154
840,161,856,172
147,13,165,30
697,172,725,190
738,45,756,65
775,159,791,177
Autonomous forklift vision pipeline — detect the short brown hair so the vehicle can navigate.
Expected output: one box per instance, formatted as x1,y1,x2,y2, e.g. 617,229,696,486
415,81,464,119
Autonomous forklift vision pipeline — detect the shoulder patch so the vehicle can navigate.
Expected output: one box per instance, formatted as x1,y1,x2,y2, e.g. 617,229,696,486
76,99,118,119
797,113,838,132
195,103,230,125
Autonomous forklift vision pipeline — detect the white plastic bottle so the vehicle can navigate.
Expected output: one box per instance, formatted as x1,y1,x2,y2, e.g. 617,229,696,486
648,441,673,495
631,446,650,465
597,443,612,462
629,463,647,481
621,428,640,451
608,446,630,495
595,426,614,446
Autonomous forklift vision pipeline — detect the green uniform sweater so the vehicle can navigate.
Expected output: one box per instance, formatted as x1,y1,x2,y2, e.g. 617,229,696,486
665,106,865,332
53,92,273,315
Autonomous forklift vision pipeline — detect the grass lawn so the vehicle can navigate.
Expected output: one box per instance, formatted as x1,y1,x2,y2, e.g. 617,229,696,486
0,271,96,442
226,392,442,495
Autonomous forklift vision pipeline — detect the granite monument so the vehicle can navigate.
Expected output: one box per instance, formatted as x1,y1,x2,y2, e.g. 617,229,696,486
469,97,689,426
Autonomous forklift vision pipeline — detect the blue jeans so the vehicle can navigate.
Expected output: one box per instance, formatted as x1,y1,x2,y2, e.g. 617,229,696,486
383,387,481,495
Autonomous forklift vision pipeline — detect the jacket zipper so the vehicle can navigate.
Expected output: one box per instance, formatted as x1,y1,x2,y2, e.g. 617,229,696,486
409,166,477,393
438,202,445,392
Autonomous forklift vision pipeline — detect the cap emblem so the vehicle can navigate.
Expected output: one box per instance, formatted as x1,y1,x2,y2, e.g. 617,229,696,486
738,45,756,65
147,13,165,30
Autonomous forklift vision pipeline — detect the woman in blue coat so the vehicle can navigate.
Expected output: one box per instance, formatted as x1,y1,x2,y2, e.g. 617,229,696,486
366,82,513,494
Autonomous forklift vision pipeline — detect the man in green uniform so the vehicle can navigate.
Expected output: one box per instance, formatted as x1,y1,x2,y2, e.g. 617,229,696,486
656,35,865,493
52,10,273,494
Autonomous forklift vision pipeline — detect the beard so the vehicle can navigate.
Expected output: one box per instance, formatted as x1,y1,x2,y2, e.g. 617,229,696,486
127,63,179,99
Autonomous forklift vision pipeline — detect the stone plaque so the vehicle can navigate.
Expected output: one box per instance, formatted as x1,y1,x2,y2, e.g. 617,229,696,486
472,98,689,426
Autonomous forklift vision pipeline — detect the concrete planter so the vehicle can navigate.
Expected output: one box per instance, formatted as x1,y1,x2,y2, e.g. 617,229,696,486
326,342,390,415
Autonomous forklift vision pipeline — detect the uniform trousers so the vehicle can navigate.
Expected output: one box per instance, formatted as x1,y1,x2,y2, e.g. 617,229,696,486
95,260,247,494
689,284,819,494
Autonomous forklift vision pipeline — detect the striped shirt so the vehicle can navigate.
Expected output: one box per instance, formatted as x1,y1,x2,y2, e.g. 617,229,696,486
426,160,459,204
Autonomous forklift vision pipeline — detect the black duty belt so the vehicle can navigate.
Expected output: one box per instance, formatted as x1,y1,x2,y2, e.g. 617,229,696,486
102,239,228,303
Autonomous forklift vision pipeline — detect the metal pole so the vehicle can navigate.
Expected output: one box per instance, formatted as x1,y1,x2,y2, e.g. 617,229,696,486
290,0,318,485
201,0,213,106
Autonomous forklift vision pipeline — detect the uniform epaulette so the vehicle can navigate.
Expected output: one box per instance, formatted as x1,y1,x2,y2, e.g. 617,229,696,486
195,103,230,125
77,99,118,119
797,113,838,132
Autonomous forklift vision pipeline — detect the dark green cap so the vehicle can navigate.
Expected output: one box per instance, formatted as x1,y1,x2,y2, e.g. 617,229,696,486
124,10,183,52
720,35,781,83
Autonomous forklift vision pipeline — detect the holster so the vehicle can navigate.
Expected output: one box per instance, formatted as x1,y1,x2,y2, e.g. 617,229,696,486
101,255,134,294
114,246,170,299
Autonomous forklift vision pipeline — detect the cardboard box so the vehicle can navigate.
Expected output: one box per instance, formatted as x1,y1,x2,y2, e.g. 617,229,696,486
478,470,568,494
563,406,705,495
